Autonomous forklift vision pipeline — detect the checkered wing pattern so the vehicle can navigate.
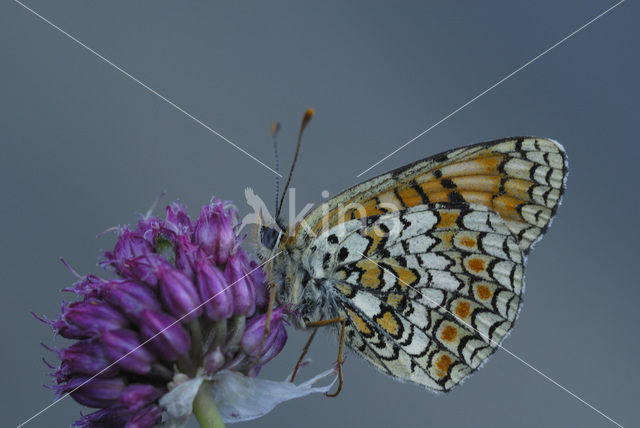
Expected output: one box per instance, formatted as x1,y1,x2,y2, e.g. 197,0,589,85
305,203,523,391
295,137,567,254
279,137,567,391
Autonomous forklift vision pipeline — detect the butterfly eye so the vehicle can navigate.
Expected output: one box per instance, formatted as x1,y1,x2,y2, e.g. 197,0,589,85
260,226,279,250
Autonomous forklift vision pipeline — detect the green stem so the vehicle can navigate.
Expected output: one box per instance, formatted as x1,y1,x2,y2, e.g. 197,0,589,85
223,315,245,352
189,320,203,366
193,380,225,428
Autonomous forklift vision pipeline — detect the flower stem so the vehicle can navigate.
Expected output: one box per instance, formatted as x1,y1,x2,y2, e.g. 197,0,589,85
189,320,203,366
193,380,225,428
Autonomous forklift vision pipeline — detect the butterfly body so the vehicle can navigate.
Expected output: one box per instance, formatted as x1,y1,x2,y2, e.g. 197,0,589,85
256,137,567,392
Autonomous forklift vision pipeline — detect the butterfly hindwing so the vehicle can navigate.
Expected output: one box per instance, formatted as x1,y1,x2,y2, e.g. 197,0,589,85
303,203,524,391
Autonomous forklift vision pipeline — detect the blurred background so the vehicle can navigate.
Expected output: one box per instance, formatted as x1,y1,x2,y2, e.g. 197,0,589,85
2,1,637,427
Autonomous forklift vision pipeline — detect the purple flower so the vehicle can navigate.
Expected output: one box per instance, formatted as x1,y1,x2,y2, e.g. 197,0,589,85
196,256,233,321
62,377,126,408
39,196,289,428
241,306,288,357
193,200,236,264
101,280,162,322
53,338,119,382
119,384,163,412
51,299,129,339
138,310,191,363
101,329,155,375
125,405,163,428
225,252,256,317
155,261,203,321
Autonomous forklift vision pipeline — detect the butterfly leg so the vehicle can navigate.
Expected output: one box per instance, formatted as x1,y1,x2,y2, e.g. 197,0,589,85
289,326,319,382
306,317,347,397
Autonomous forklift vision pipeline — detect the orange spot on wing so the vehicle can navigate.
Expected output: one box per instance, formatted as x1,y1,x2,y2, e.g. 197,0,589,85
365,228,385,255
476,284,492,300
441,325,458,342
478,155,503,170
393,266,418,288
455,301,471,319
435,354,452,377
450,175,501,193
439,155,504,177
420,180,446,194
456,190,492,206
428,191,448,203
437,211,459,228
460,236,476,247
492,195,523,221
396,186,425,207
387,293,404,308
468,258,485,273
377,312,400,336
347,309,371,335
504,178,534,201
357,261,381,289
358,199,384,218
336,283,352,296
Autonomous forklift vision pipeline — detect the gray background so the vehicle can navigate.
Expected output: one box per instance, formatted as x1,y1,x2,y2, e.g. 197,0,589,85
2,1,638,427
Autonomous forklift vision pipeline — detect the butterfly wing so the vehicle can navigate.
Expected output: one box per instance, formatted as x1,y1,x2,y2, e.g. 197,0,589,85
291,137,567,254
283,137,567,390
303,203,524,391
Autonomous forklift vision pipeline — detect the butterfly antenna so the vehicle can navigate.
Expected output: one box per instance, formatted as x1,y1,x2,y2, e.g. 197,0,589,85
276,108,314,219
271,121,281,214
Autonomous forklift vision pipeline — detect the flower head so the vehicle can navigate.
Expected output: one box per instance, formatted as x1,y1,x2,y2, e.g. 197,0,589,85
39,197,289,428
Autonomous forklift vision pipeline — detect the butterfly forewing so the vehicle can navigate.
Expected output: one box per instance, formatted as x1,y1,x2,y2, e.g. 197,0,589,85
293,137,567,254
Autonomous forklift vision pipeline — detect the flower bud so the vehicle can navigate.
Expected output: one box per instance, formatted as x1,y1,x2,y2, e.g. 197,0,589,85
54,299,128,339
65,274,106,297
165,202,192,236
71,406,130,427
241,306,286,357
118,255,161,288
105,230,152,272
139,310,190,362
125,404,163,428
196,257,233,321
101,280,161,323
120,384,163,412
225,253,255,317
248,260,269,310
102,329,155,375
174,235,197,280
65,377,126,408
203,347,225,374
193,202,235,264
157,262,202,321
258,324,287,365
56,338,118,382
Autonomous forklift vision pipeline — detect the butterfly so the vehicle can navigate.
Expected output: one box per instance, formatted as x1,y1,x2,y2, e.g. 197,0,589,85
253,116,567,395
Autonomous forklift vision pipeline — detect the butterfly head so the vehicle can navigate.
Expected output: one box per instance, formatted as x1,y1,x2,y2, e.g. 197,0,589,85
251,206,285,262
259,225,280,251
